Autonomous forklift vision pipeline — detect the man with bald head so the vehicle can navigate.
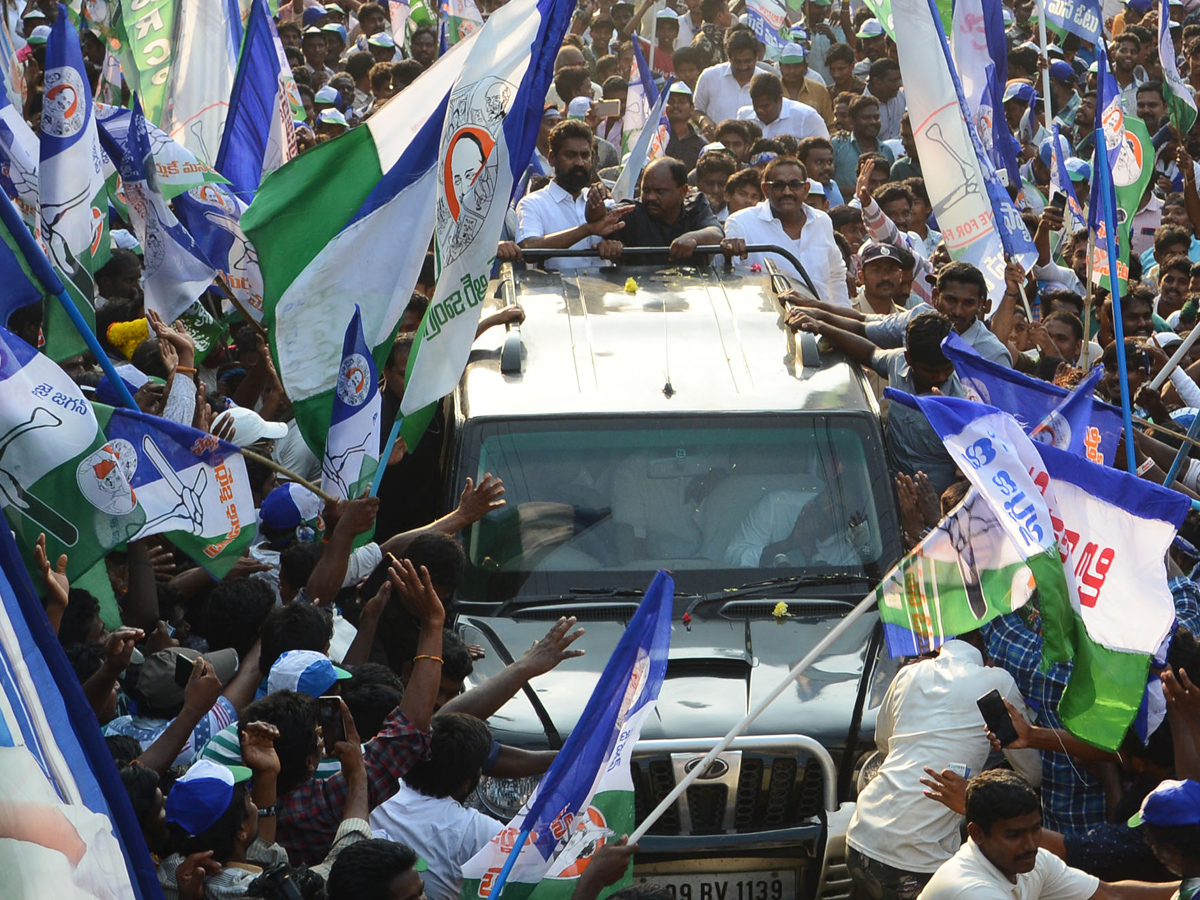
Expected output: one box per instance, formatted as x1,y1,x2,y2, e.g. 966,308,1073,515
609,157,743,264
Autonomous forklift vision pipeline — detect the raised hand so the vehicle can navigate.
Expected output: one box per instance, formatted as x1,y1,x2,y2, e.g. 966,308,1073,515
457,473,506,523
520,616,586,677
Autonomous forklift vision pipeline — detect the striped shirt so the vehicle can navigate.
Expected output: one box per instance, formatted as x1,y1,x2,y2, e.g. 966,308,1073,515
104,696,236,768
198,721,342,779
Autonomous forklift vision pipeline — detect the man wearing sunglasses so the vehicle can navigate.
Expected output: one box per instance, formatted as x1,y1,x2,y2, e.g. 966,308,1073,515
724,155,850,306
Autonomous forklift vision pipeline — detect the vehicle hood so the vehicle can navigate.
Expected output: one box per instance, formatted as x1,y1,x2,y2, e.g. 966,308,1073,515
458,604,884,751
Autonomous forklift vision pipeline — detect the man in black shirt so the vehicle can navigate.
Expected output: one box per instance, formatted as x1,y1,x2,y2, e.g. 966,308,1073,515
615,157,742,263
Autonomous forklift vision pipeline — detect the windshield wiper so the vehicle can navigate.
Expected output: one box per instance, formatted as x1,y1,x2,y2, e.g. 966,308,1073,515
705,573,876,601
566,587,648,597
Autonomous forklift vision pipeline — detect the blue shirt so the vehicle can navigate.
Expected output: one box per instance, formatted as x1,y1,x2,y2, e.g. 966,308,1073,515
983,576,1200,836
832,134,895,198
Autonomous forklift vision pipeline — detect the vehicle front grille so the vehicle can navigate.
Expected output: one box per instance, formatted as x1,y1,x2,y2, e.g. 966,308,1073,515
510,603,641,621
631,754,825,836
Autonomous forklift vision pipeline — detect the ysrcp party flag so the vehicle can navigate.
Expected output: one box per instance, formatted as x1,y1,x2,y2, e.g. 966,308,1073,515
322,306,381,501
941,332,1122,462
0,83,39,226
1090,43,1153,294
893,390,1190,750
746,0,792,48
441,0,484,45
893,0,1035,312
38,4,109,362
619,36,658,162
96,103,228,200
174,182,264,320
0,190,47,331
1160,0,1197,134
1048,125,1087,232
115,0,179,135
216,0,298,202
400,0,575,419
0,524,161,900
244,38,478,458
612,75,670,203
1043,0,1101,43
877,487,1035,657
458,571,673,899
161,0,239,165
115,99,219,324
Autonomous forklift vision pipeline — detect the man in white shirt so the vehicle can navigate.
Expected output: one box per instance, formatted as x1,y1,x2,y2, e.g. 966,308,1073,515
918,769,1171,900
737,72,829,141
725,155,850,306
369,714,505,900
693,29,764,125
516,119,630,271
846,636,1041,899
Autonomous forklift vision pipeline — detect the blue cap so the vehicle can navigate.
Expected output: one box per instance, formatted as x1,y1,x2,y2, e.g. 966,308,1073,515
315,85,342,108
259,482,323,543
1049,60,1076,82
267,649,351,697
1003,82,1036,105
1125,0,1153,11
321,22,347,41
317,108,349,128
1064,157,1091,182
165,760,253,837
302,4,327,26
1038,133,1071,168
1130,779,1200,827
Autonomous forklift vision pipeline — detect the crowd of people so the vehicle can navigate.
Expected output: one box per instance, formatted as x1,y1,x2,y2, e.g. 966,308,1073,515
18,0,1200,896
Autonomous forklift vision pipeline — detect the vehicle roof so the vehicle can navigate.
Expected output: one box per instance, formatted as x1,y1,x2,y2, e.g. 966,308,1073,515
459,263,880,419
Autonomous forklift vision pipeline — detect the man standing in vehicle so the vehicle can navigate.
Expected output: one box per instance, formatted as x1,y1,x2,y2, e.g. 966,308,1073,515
516,120,629,270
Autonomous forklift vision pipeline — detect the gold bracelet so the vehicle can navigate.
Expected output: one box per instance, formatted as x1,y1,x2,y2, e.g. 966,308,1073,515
413,654,443,665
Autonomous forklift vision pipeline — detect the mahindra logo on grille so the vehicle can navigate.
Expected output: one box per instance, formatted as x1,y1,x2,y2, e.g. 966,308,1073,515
684,758,729,780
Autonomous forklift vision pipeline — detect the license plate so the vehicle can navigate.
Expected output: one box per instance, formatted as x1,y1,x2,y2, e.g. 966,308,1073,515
635,871,795,900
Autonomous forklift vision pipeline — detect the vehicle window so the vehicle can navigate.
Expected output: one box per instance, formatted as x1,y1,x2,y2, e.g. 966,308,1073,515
457,416,899,601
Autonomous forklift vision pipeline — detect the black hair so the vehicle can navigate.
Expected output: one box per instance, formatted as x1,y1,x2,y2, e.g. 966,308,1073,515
905,312,953,366
279,542,323,594
796,135,833,161
239,691,319,796
1145,822,1200,867
1137,80,1165,99
1163,254,1193,280
108,734,144,767
554,65,592,102
66,641,106,686
1043,310,1084,342
442,628,474,683
327,839,420,900
193,579,275,658
58,588,101,649
403,712,493,798
1156,224,1193,255
120,764,160,821
902,177,930,206
1170,627,1200,683
714,118,751,143
345,50,375,81
343,682,403,741
369,61,396,93
748,72,783,101
1041,288,1084,317
964,769,1041,833
696,150,737,179
761,154,806,181
848,93,880,120
393,59,424,91
855,151,890,176
936,260,988,300
724,28,758,56
405,532,467,592
725,167,762,196
259,602,335,673
825,42,856,67
873,183,914,208
829,205,863,230
867,58,900,81
673,45,702,69
602,75,629,95
549,118,594,154
169,782,251,864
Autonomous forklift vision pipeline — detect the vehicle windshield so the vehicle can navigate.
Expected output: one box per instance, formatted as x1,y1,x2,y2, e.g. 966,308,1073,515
456,415,900,602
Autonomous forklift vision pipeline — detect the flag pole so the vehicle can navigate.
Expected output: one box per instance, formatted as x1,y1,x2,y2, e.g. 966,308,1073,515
1164,412,1200,488
234,443,339,503
1036,0,1054,134
1098,130,1138,474
0,192,140,411
370,415,403,498
214,275,269,340
1081,230,1095,368
628,588,878,843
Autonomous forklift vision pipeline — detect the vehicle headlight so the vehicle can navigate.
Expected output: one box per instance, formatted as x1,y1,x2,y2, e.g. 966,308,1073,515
474,774,540,819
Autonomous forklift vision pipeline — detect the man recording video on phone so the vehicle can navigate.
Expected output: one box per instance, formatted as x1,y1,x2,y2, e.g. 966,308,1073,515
845,629,1041,900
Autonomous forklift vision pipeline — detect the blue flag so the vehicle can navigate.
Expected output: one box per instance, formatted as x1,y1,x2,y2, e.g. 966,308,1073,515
215,0,296,202
942,332,1123,463
0,522,161,898
459,571,674,897
0,191,47,327
1049,124,1087,232
322,305,381,500
173,183,265,321
1044,0,1102,44
114,98,219,322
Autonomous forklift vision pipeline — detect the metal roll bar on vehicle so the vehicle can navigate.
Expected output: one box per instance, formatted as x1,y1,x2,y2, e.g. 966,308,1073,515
514,244,823,302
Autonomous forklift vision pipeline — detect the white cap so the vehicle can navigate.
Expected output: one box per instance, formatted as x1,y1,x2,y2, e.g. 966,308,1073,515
656,8,680,18
212,406,289,447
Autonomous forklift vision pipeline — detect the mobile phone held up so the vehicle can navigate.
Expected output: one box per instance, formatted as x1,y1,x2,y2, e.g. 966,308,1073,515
175,654,196,688
977,689,1019,747
318,696,345,756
